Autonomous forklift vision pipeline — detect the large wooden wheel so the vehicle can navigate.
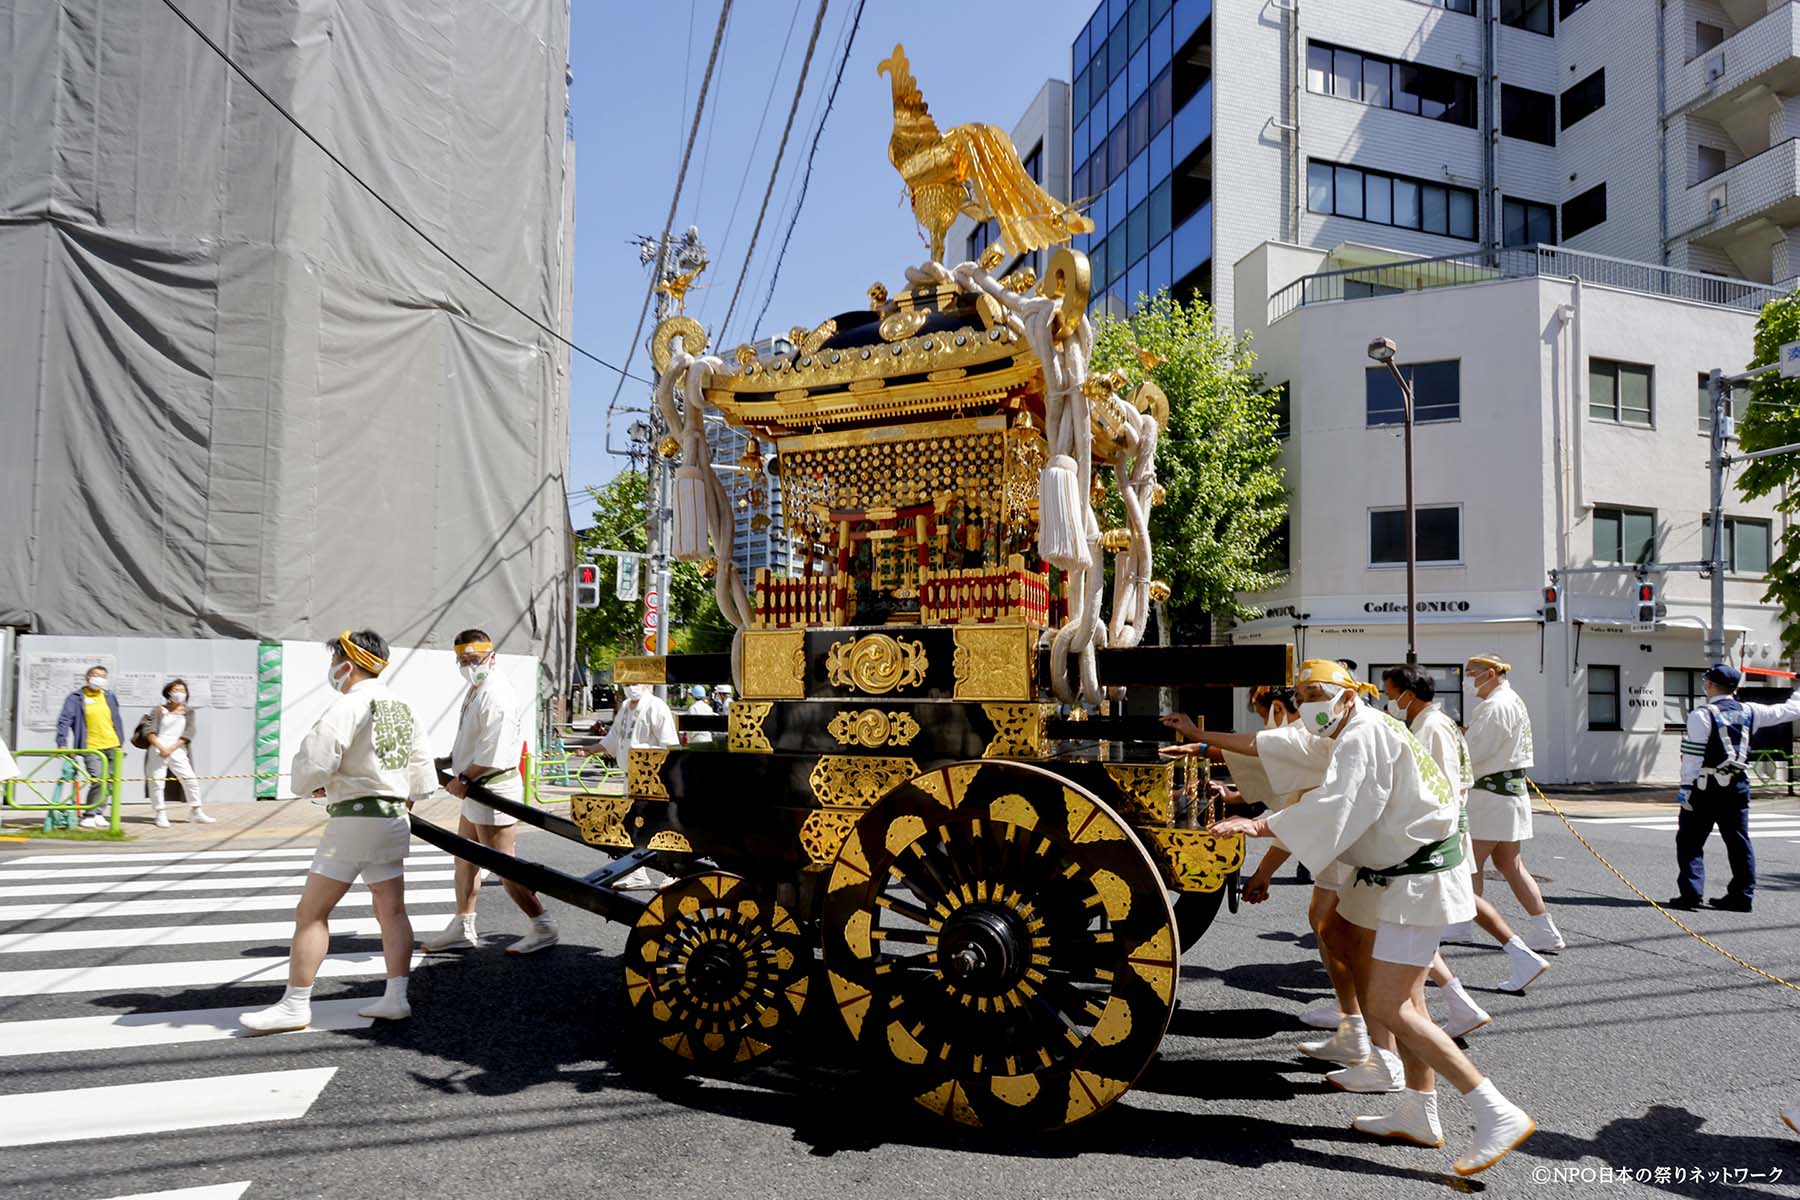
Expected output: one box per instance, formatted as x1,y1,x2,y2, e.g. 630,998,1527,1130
622,871,811,1074
819,760,1179,1132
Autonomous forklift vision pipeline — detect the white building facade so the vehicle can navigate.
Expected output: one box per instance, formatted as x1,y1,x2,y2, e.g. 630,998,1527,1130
1234,240,1790,784
947,79,1076,283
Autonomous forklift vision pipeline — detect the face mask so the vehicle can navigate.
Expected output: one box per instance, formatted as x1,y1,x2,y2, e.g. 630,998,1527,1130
1298,697,1343,734
169,691,187,705
459,662,492,686
86,676,107,691
328,662,354,693
1385,698,1406,718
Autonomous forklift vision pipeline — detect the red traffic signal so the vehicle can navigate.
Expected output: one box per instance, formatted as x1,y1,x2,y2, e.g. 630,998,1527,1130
574,562,601,609
577,564,599,586
1542,585,1560,622
1634,579,1656,625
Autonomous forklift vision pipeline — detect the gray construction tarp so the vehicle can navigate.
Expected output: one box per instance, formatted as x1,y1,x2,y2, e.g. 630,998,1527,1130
0,0,574,685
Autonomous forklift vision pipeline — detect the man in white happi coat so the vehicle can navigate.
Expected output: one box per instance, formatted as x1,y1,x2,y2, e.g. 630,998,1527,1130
1462,654,1563,954
575,682,679,889
1212,659,1535,1176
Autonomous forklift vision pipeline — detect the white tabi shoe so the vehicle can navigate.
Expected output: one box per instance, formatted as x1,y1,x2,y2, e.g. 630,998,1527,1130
153,809,171,829
507,916,560,955
1300,1019,1371,1066
1781,1105,1800,1137
1455,1083,1537,1176
1327,1048,1403,1093
191,808,216,824
78,814,107,829
239,989,312,1035
1499,940,1551,994
1522,912,1565,954
358,978,410,1021
1440,995,1493,1040
1298,1001,1344,1030
419,914,477,952
614,866,661,891
1353,1089,1445,1148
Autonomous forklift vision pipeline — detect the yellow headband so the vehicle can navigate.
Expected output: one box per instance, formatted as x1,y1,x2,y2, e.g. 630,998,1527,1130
1353,681,1382,699
337,631,388,676
1295,658,1358,691
1468,654,1510,673
453,640,494,655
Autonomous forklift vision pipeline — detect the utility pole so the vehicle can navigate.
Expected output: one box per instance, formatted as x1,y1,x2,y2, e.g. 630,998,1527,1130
1706,368,1728,664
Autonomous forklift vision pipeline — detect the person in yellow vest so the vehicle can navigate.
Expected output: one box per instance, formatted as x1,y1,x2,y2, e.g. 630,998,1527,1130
54,665,123,830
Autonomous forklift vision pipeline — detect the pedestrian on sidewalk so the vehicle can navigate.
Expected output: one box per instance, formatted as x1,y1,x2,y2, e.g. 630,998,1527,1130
420,629,559,956
1462,654,1564,954
1672,663,1800,913
241,630,435,1034
138,679,215,828
53,665,122,830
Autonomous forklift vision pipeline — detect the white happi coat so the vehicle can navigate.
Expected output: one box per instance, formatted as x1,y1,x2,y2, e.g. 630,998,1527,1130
1464,678,1534,841
1265,705,1475,928
1410,701,1476,880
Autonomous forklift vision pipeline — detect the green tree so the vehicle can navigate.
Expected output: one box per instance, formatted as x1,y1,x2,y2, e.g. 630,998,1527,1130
1088,290,1287,630
575,469,733,673
1731,292,1800,654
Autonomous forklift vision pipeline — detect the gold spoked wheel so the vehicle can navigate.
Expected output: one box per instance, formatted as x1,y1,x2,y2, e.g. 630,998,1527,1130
820,760,1179,1132
622,871,811,1074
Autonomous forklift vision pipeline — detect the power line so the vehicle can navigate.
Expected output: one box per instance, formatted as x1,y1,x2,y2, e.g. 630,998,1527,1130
749,0,868,337
717,0,833,344
152,0,652,384
601,0,736,427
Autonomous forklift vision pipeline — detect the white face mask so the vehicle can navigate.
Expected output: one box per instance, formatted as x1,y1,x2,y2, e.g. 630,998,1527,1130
1385,698,1406,718
168,690,187,705
459,661,492,687
86,676,107,691
328,662,354,693
1297,696,1344,734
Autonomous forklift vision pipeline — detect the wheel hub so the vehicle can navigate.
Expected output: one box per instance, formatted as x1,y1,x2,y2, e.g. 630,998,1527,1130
937,904,1027,993
684,938,748,1004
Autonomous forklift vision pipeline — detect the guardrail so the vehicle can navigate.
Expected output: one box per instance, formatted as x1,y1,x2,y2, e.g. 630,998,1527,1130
1751,750,1798,795
2,748,123,833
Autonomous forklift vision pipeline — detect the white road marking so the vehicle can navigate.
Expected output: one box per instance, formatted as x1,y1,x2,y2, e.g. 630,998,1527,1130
0,887,457,922
0,854,449,881
0,951,423,997
0,869,456,898
90,1183,252,1200
0,914,452,954
0,1067,337,1146
0,844,442,865
0,998,373,1057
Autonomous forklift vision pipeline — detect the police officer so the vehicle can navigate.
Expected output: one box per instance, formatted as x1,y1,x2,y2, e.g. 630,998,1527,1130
1672,663,1800,913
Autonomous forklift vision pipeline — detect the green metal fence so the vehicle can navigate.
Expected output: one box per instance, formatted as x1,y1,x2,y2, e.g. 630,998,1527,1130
2,748,124,833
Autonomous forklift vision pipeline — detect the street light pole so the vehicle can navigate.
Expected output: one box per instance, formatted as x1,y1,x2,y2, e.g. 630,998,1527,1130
1369,336,1419,667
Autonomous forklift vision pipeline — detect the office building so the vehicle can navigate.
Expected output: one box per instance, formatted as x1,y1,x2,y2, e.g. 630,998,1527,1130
946,80,1076,283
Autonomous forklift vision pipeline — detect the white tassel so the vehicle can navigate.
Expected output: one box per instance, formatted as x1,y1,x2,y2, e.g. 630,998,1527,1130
1038,454,1089,569
671,465,710,560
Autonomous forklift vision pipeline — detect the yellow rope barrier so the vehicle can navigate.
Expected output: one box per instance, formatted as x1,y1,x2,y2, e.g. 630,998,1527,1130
1528,775,1800,996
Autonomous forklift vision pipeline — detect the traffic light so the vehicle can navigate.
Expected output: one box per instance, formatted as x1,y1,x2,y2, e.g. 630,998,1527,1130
574,562,601,609
1542,584,1560,623
1634,579,1656,625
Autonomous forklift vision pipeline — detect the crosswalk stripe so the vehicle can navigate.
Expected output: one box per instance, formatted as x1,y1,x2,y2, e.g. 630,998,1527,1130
0,845,440,865
0,950,423,997
0,886,457,922
0,998,372,1057
91,1182,252,1200
0,868,457,898
0,914,452,954
1587,821,1800,832
0,853,450,881
0,1066,337,1146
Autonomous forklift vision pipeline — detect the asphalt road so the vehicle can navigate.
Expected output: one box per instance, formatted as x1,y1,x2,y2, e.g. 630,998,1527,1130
5,797,1800,1200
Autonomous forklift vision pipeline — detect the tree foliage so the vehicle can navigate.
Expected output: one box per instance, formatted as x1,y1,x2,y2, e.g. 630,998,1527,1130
574,469,733,673
1088,290,1287,627
1732,292,1800,655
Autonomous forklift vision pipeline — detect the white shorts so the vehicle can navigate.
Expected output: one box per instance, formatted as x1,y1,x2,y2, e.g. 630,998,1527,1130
1311,861,1354,893
1372,921,1445,967
459,775,523,827
311,814,411,884
1467,786,1533,842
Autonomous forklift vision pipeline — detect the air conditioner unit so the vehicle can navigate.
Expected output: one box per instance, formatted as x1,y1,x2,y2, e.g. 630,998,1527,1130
1707,54,1726,83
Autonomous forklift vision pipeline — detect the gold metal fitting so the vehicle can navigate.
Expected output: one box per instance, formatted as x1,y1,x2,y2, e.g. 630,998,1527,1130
1099,528,1134,553
1090,479,1110,505
1080,376,1115,402
978,243,1007,272
1150,483,1167,507
734,343,759,368
867,281,889,310
1001,266,1038,294
656,435,681,460
699,556,718,579
1133,346,1164,371
1149,580,1171,603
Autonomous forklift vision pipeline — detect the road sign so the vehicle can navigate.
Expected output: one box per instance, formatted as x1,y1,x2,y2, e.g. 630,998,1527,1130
1782,341,1800,378
615,555,639,601
642,632,656,653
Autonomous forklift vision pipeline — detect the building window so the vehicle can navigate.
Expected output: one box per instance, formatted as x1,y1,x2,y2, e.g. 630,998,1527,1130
1370,506,1462,566
1563,182,1607,238
1306,158,1478,240
1434,0,1475,11
1305,42,1477,129
1264,516,1291,572
1698,372,1735,435
1665,668,1705,729
1502,84,1556,145
1590,357,1653,426
1502,0,1552,35
1592,506,1657,566
1560,0,1594,17
1268,381,1291,439
1366,360,1461,426
1561,69,1605,130
1371,663,1466,723
1695,21,1725,55
1022,141,1043,186
1703,515,1773,575
1697,145,1727,183
1502,197,1557,247
1588,665,1622,731
966,219,998,264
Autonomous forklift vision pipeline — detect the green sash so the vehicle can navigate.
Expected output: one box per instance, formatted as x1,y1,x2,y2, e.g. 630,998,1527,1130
1474,768,1527,797
1353,813,1468,888
325,796,405,819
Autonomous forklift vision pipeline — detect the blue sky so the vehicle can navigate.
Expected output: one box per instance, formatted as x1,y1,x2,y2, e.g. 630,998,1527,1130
566,0,1095,529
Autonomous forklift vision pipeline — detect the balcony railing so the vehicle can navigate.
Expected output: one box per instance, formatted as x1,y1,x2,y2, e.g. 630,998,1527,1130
1268,244,1785,323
